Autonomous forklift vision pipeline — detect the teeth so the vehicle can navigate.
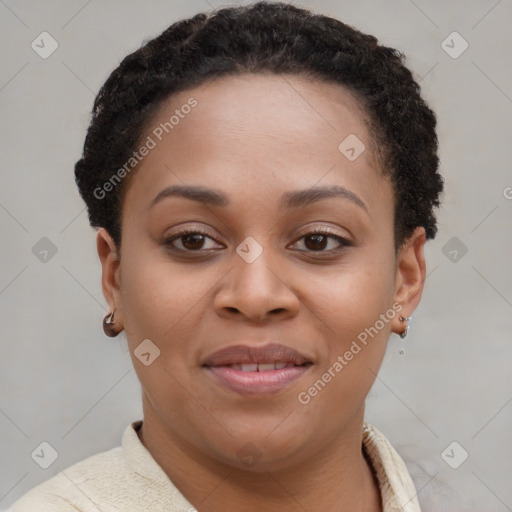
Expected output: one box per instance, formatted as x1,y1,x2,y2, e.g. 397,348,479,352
258,363,275,372
231,362,295,371
241,364,258,372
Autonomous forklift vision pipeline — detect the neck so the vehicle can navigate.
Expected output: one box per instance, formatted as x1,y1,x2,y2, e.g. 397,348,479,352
137,399,382,512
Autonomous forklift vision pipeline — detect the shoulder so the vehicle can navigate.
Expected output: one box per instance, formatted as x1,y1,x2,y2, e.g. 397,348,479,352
365,423,476,512
362,422,422,511
7,421,195,512
7,445,124,512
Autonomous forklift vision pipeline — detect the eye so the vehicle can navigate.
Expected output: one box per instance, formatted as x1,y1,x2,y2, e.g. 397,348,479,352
289,229,352,252
163,227,352,254
163,228,223,252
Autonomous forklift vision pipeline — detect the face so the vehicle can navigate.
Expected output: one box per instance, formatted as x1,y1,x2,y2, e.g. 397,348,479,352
98,73,425,472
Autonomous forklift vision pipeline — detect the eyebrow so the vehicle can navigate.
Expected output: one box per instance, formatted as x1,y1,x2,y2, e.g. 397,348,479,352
149,184,368,213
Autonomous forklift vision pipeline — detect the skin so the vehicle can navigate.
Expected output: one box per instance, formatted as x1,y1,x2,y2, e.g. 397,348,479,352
97,73,426,512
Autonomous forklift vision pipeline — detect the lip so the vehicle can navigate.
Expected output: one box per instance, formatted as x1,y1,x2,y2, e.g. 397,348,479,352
202,343,311,366
202,343,313,395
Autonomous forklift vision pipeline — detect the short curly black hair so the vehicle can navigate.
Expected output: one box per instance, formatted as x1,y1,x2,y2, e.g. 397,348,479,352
74,1,443,253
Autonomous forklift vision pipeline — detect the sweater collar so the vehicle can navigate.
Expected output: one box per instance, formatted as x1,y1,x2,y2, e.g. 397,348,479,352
122,420,421,511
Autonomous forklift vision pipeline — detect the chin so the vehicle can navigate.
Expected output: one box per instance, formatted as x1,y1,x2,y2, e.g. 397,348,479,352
204,427,313,473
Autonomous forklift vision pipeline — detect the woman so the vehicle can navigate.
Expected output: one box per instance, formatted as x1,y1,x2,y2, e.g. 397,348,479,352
9,2,444,510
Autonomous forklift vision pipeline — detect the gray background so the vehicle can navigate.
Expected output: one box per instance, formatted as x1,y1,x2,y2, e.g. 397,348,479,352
1,0,511,510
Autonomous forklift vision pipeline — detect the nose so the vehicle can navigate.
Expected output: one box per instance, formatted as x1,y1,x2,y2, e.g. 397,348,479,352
213,245,300,323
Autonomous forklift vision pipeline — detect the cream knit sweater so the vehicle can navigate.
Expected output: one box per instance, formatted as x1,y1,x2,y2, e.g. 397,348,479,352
8,421,422,511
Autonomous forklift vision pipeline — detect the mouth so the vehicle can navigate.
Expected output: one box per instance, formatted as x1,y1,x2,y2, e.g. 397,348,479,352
219,362,303,371
202,343,313,395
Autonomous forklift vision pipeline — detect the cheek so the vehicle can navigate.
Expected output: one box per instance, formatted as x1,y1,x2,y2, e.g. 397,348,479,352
118,253,204,414
120,248,199,338
312,253,396,338
118,249,222,383
307,253,396,395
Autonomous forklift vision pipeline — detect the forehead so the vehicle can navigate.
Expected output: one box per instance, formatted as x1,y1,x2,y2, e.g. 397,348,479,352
122,72,388,215
169,72,371,156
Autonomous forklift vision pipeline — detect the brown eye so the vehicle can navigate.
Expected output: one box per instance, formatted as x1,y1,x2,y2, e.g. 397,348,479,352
304,234,329,251
291,230,351,253
164,229,222,252
181,233,207,250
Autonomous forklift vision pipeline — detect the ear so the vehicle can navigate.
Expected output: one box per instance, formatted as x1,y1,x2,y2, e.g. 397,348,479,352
391,226,427,337
97,227,123,328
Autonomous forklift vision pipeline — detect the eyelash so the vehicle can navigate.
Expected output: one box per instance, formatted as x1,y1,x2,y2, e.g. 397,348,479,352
163,226,352,255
